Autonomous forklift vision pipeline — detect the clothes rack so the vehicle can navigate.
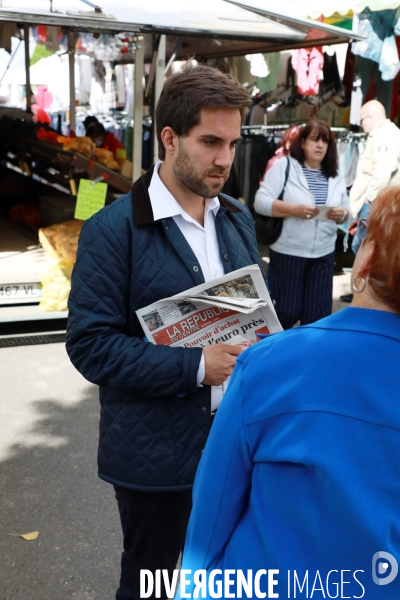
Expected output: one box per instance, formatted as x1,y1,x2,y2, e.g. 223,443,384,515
235,126,284,211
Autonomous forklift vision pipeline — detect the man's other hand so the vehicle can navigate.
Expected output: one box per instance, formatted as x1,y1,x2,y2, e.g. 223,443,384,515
202,344,243,386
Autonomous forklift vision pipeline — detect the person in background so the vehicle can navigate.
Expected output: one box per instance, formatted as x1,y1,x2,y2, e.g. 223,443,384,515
260,124,300,181
83,115,98,132
254,120,349,329
258,125,300,296
350,100,400,253
178,185,400,600
84,116,126,158
341,99,400,302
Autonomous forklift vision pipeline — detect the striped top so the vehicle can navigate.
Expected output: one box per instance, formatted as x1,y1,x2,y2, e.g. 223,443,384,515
301,166,328,205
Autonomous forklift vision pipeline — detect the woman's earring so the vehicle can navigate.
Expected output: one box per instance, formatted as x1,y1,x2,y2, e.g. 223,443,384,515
352,276,366,293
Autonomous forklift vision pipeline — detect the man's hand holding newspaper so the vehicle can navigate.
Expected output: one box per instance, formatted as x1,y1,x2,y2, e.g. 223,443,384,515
136,265,282,388
202,344,243,386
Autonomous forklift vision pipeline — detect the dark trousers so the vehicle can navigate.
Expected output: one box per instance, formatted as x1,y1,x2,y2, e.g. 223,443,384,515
270,249,335,330
113,486,193,600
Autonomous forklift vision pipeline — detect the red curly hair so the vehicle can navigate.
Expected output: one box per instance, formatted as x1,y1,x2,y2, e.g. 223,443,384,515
366,186,400,313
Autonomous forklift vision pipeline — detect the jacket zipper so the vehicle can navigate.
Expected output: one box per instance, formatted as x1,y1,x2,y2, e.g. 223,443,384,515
311,219,318,257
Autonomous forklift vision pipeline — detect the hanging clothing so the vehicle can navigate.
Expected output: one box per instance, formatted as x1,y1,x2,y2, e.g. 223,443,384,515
322,51,341,91
32,106,52,124
337,140,351,176
345,144,360,188
35,86,53,110
246,53,281,94
336,134,367,187
359,57,394,117
104,63,117,111
221,165,241,200
352,8,400,82
343,44,356,102
350,86,363,126
78,56,92,105
257,53,281,94
246,53,270,78
115,65,126,108
291,48,324,96
233,133,280,211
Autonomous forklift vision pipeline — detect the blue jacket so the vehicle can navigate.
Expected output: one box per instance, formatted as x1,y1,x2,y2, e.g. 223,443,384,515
180,307,400,598
66,167,265,491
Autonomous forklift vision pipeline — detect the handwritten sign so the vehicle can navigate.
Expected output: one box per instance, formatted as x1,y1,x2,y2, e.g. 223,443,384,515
74,179,108,220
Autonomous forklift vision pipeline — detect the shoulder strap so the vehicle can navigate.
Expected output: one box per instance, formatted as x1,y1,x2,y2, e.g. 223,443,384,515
277,158,290,201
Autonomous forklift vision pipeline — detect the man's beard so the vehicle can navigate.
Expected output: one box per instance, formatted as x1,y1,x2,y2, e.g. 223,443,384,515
173,144,229,198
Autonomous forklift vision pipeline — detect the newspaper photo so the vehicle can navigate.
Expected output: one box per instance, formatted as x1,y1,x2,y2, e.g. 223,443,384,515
136,265,282,350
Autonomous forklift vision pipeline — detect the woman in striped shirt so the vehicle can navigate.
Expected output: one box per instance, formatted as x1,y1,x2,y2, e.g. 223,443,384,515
255,120,350,329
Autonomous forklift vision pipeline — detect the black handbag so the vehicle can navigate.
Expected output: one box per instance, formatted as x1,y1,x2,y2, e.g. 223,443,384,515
254,158,291,246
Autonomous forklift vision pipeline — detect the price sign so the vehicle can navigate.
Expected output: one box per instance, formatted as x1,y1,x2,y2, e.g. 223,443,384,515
74,179,108,220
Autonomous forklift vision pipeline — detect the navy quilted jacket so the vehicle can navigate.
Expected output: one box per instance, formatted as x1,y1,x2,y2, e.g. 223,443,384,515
66,167,266,491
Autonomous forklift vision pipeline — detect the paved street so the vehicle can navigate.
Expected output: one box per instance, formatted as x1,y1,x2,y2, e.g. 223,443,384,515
0,253,353,600
0,343,121,600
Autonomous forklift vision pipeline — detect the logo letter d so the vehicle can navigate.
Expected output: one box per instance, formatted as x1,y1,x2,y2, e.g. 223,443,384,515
372,552,398,585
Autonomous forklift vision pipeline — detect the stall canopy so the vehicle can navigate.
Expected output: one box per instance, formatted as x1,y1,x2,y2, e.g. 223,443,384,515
224,1,364,51
0,0,362,60
0,0,363,181
242,0,400,19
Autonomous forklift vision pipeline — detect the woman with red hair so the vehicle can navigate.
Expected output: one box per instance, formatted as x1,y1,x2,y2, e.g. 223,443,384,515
178,187,400,600
350,185,400,315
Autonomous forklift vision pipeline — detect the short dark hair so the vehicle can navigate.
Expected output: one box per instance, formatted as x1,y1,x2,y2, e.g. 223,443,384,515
156,63,251,160
85,121,105,137
84,115,99,130
290,119,338,179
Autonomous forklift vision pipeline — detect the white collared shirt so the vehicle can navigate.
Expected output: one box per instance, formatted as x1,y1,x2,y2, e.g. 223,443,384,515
148,162,228,410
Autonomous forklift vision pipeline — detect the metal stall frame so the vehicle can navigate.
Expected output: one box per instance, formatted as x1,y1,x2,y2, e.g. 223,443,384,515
0,2,363,183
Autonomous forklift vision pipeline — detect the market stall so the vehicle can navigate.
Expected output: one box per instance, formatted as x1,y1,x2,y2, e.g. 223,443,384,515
0,0,360,331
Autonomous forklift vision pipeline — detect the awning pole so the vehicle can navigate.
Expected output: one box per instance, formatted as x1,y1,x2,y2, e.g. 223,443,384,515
145,40,159,101
153,34,166,165
164,36,184,74
23,24,31,112
68,30,76,133
133,39,144,182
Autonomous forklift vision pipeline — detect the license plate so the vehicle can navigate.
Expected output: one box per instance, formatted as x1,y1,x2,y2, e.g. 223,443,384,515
0,283,42,304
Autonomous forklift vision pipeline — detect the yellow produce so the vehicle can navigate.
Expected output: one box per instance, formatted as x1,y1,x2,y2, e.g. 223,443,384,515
39,261,73,312
39,219,83,264
62,136,96,157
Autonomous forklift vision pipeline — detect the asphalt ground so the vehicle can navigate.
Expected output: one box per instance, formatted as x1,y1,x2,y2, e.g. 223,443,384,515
0,242,355,600
0,343,120,600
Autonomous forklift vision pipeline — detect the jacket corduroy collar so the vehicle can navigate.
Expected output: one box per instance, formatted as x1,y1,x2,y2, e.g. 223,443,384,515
131,165,242,226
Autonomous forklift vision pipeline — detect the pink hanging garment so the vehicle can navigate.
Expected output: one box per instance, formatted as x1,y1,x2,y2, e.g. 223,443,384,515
35,85,53,109
291,47,323,95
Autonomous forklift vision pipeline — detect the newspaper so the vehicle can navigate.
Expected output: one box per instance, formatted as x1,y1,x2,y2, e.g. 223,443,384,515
136,265,282,349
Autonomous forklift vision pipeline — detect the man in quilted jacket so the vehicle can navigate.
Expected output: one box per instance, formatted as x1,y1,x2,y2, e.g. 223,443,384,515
66,64,265,600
